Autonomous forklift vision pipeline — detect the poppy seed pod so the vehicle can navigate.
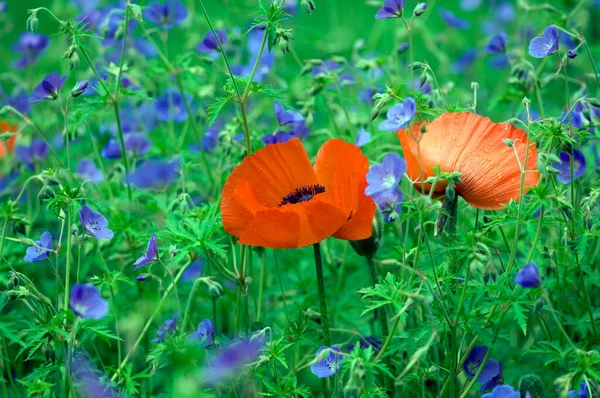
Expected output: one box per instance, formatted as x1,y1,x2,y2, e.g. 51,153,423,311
350,211,383,258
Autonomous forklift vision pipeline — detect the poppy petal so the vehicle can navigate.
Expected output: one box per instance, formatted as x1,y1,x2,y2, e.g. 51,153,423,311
313,138,376,240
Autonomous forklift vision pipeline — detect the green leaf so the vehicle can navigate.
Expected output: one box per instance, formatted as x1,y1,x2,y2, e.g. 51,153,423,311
207,97,229,126
511,302,528,335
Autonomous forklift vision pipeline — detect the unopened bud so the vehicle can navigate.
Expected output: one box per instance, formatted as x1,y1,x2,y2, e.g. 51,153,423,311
206,280,223,298
413,2,427,17
503,138,514,147
71,80,88,97
301,0,316,14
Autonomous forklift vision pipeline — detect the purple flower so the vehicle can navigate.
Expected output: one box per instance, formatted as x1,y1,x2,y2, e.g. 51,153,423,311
203,338,263,384
70,284,109,319
398,42,410,53
274,102,303,126
70,351,121,398
355,128,371,147
413,3,427,16
529,25,559,58
568,381,590,398
30,72,67,102
24,231,53,263
310,345,343,378
375,0,405,19
553,150,586,183
568,49,577,59
196,28,227,54
181,258,203,281
480,361,503,391
482,385,520,398
379,97,416,131
134,38,159,58
262,131,294,146
359,87,379,104
14,139,49,167
152,312,178,343
12,33,49,69
79,205,114,240
365,153,406,196
7,90,31,114
189,319,214,348
154,88,190,122
134,233,158,270
127,159,179,189
463,346,501,385
373,187,403,223
495,2,515,22
486,32,508,54
407,77,432,94
144,0,188,29
440,9,470,29
514,263,541,288
460,0,481,11
452,49,478,73
77,159,104,183
101,133,151,159
71,80,89,97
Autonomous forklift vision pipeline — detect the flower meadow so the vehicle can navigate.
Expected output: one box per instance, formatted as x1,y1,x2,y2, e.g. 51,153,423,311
1,0,600,396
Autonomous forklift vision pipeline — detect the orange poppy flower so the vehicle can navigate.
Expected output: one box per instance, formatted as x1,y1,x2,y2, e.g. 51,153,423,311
0,121,17,157
221,138,376,248
397,112,539,210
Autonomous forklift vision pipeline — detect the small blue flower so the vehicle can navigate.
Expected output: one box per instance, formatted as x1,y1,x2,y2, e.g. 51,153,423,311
347,336,382,352
101,133,151,159
262,131,294,146
7,90,31,114
373,187,403,223
440,9,470,29
197,28,227,54
77,159,104,183
181,258,203,281
568,381,590,398
189,319,214,348
358,86,383,104
30,72,67,102
310,345,343,378
203,338,263,384
480,361,503,391
375,0,405,19
528,25,559,58
311,60,341,77
514,263,541,288
273,102,303,126
70,284,108,319
495,2,515,23
365,153,406,196
144,0,188,29
463,346,501,386
152,312,178,343
79,205,114,240
481,384,520,398
12,33,49,69
14,139,49,168
568,49,577,59
154,88,190,122
452,49,478,73
355,128,371,147
379,98,416,131
134,233,158,270
127,159,180,189
553,150,586,183
486,32,508,54
460,0,481,11
24,231,53,263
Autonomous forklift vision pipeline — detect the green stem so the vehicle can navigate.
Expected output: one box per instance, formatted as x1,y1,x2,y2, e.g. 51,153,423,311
313,242,331,346
1,336,16,394
112,102,132,201
0,217,9,261
182,278,202,332
366,256,389,337
63,205,72,311
582,39,600,94
526,207,544,263
109,286,122,364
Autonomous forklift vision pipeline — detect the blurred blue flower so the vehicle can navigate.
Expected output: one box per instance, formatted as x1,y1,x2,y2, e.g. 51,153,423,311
561,102,587,129
568,49,577,59
355,128,371,147
495,2,515,22
452,49,478,73
197,28,227,54
30,72,67,102
568,381,590,398
460,0,481,11
463,346,501,386
203,338,263,384
101,133,151,159
283,0,297,15
14,139,49,168
0,1,6,12
77,158,104,183
133,38,158,58
514,263,541,288
375,0,405,19
312,60,341,77
189,319,214,348
489,54,510,69
79,205,114,240
154,88,190,122
310,345,343,378
24,231,53,263
262,131,294,146
408,77,432,94
274,102,303,126
134,233,158,270
12,33,49,69
440,9,470,29
70,283,109,319
144,0,188,29
482,385,520,398
553,150,586,183
559,31,576,49
379,97,416,131
359,86,382,104
365,153,405,196
398,42,410,53
128,159,180,189
480,361,503,391
347,336,382,352
70,351,121,398
181,258,203,281
373,187,403,222
486,32,508,54
152,312,178,343
529,25,559,58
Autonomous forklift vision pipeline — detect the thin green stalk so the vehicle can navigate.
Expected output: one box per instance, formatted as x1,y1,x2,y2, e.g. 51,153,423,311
256,255,265,321
334,83,353,135
1,336,16,394
582,39,600,93
63,205,72,311
273,250,290,321
182,278,202,332
0,217,9,261
366,256,389,337
526,208,544,263
313,242,331,346
109,286,122,364
112,102,132,200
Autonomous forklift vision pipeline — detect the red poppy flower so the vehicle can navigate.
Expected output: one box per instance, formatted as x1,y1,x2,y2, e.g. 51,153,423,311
0,121,17,157
397,112,539,210
221,138,376,248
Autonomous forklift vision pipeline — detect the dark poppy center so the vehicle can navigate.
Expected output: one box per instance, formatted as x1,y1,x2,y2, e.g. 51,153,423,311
280,184,326,206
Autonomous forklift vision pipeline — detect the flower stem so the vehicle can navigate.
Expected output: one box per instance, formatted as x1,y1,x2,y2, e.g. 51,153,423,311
313,242,331,346
182,278,202,332
109,286,122,364
63,205,72,311
366,256,389,337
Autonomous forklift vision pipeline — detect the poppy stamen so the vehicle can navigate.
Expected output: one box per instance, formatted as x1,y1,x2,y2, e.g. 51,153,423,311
280,184,326,206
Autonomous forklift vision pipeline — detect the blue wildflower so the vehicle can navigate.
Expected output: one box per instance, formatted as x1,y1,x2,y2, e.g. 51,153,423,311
77,159,104,183
365,153,406,196
553,150,586,183
30,72,67,102
154,88,190,122
181,258,203,281
440,9,470,29
197,28,227,54
70,284,109,319
152,312,178,343
24,231,53,263
14,139,49,168
355,128,371,147
128,159,180,189
144,0,188,29
12,33,49,69
189,319,214,348
379,98,416,131
463,346,501,387
79,205,114,240
515,263,541,288
482,385,520,398
529,26,559,58
486,32,508,54
101,133,151,159
452,49,478,73
373,187,403,223
134,233,158,270
310,345,343,378
568,381,590,398
375,0,405,19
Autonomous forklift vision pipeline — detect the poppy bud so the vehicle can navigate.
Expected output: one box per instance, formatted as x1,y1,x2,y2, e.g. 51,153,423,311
522,97,531,108
69,51,80,70
27,12,40,32
413,2,427,17
169,245,178,258
503,138,514,147
370,107,380,121
301,0,315,14
445,185,456,201
206,280,223,298
349,212,383,258
419,71,428,88
408,62,424,71
37,185,55,203
419,124,428,134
